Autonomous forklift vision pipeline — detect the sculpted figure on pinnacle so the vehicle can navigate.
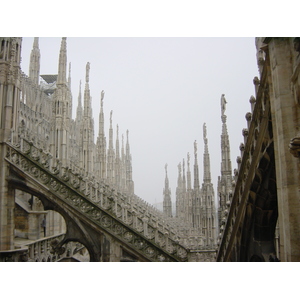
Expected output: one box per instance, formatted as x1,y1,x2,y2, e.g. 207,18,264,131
221,94,227,116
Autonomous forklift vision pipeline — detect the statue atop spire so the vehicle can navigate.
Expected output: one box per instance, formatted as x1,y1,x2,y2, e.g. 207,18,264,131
221,94,227,116
203,122,211,183
33,37,39,48
110,110,113,126
101,90,105,107
85,62,90,83
165,163,168,175
203,123,207,144
194,140,198,156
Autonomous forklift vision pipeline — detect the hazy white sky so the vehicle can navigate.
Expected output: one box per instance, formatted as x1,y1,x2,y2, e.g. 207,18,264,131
20,37,258,206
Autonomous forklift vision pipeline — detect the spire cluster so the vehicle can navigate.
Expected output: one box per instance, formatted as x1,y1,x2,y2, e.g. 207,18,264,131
164,122,217,249
28,38,135,196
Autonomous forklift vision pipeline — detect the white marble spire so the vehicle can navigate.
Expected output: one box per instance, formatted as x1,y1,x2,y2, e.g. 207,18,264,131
193,140,200,190
57,37,67,85
203,123,211,183
163,163,172,217
29,37,40,86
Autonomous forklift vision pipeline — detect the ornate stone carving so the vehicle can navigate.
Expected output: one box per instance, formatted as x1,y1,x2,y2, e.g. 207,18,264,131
6,140,189,261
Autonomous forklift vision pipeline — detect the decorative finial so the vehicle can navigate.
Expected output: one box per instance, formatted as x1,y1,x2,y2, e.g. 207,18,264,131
165,163,168,175
110,110,113,124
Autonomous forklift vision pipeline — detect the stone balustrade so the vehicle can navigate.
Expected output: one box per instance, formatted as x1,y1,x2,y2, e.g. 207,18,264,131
5,137,189,261
0,234,65,262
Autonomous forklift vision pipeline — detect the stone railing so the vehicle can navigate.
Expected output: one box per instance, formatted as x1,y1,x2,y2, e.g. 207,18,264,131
5,138,189,261
0,234,65,262
15,102,186,242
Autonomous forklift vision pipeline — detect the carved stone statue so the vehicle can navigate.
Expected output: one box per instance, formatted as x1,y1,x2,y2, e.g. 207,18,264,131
165,163,168,175
101,90,105,101
194,140,197,156
86,62,90,83
203,123,207,139
221,94,227,115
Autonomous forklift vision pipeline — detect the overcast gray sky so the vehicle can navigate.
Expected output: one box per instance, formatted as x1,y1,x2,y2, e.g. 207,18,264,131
20,37,258,207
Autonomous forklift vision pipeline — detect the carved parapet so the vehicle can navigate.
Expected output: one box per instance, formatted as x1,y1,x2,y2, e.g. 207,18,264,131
6,138,189,261
289,136,300,158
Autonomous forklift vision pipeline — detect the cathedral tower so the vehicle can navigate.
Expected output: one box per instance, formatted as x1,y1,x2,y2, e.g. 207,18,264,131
50,37,72,166
218,94,233,232
201,123,217,247
192,140,201,228
175,162,183,219
163,164,172,217
125,130,134,195
96,90,107,179
28,37,40,86
107,110,115,184
82,62,94,173
115,124,121,188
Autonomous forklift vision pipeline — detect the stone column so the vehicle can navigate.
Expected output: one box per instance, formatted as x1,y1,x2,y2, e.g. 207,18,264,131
0,38,22,251
267,38,300,261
